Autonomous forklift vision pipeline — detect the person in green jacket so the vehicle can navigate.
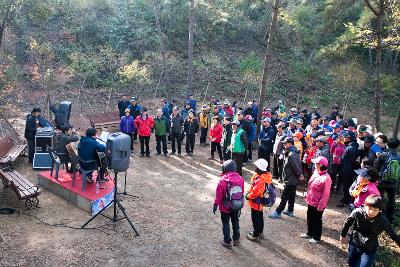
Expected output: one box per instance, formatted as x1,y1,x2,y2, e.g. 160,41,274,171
229,120,248,176
154,109,170,156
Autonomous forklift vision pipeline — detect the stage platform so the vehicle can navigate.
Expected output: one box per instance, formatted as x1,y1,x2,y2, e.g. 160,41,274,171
37,170,114,215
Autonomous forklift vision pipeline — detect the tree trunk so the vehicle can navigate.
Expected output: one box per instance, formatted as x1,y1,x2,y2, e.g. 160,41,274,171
0,7,10,50
257,0,280,135
187,0,195,97
153,0,170,89
393,105,400,139
365,0,383,132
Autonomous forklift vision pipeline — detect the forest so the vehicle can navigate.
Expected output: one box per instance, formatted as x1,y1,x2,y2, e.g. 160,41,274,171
0,0,399,133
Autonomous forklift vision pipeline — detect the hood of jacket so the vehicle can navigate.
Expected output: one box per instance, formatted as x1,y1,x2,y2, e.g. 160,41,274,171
222,171,243,183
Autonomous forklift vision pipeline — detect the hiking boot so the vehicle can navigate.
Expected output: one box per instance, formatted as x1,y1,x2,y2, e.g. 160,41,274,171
220,240,232,249
164,154,168,157
208,157,214,160
249,232,264,239
169,152,176,155
86,176,94,183
233,240,240,246
156,153,161,156
300,233,311,239
219,160,223,164
146,154,151,158
177,153,182,156
282,210,294,217
268,211,281,219
308,238,319,244
246,233,261,242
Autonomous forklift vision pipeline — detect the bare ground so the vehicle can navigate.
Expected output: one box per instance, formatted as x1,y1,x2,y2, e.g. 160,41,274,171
0,139,351,267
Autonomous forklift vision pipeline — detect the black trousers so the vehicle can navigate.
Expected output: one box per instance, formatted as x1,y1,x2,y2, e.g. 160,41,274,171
185,133,195,153
155,135,168,155
170,132,182,154
223,147,231,160
378,186,397,223
307,205,324,241
139,135,150,156
200,128,208,144
232,152,244,176
330,163,342,191
211,142,223,160
122,132,134,151
133,128,138,141
220,211,240,243
27,139,35,163
251,209,264,236
273,154,283,180
247,142,253,161
342,172,355,204
276,184,297,213
258,148,271,172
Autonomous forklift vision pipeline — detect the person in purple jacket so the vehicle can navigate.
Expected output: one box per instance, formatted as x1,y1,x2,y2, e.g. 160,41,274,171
120,108,135,153
213,160,244,249
300,156,332,244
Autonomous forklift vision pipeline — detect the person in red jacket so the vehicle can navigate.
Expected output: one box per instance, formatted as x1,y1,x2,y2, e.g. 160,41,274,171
213,160,244,249
134,107,155,157
246,159,272,242
301,156,332,244
209,116,223,163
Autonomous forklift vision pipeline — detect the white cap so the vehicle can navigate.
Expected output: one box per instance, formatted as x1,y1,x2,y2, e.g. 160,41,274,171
254,159,269,172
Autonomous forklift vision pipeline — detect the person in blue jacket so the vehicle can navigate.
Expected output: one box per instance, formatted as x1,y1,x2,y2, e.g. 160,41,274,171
120,108,135,152
128,97,142,143
258,117,276,171
78,128,107,184
187,93,197,112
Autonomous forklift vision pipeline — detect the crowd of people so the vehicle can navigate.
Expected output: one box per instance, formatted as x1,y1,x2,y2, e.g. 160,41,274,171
117,93,400,266
23,93,400,266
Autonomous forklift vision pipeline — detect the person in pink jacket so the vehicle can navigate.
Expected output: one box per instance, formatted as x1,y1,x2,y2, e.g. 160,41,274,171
349,166,381,210
213,160,245,249
300,156,332,244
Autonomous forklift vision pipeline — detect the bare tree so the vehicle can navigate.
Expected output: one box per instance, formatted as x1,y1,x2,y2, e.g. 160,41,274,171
393,105,400,138
257,0,280,134
153,0,170,92
364,0,384,131
187,0,195,97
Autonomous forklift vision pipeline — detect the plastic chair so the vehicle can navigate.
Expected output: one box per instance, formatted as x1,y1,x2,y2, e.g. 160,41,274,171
79,158,98,191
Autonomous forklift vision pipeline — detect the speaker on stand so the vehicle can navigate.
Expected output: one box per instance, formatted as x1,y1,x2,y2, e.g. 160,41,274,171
81,132,139,236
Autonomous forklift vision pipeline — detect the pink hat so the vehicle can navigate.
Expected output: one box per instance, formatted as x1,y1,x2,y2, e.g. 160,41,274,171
311,156,328,167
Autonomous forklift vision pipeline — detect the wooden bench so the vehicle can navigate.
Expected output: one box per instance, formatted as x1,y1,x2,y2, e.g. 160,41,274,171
89,111,120,134
0,170,41,209
0,136,26,166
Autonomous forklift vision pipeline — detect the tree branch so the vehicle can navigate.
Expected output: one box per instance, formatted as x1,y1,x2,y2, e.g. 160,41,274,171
364,0,379,16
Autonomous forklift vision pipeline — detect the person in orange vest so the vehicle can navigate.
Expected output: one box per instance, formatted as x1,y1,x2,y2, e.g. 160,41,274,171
245,158,273,242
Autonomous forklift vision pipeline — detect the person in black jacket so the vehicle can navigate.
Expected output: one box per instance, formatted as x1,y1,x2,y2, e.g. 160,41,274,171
237,110,250,163
170,107,184,155
24,108,43,163
56,125,79,171
338,130,360,207
258,117,276,171
117,94,130,119
340,194,400,267
221,117,233,160
184,110,199,156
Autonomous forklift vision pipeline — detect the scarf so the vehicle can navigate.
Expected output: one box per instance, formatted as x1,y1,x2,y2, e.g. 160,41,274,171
351,179,369,197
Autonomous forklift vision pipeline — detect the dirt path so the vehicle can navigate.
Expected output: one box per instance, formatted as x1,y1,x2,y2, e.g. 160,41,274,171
0,140,349,266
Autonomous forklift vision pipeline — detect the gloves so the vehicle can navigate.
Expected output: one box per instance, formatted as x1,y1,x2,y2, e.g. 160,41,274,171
213,204,218,214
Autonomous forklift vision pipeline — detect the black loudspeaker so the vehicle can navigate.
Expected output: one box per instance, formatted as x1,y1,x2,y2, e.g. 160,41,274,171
50,101,72,129
33,153,52,169
106,132,131,172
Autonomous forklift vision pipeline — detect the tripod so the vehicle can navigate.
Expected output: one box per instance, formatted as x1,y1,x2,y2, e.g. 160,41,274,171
81,171,139,236
120,171,139,198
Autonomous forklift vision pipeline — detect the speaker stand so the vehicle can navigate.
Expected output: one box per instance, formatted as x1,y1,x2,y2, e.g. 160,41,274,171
81,172,139,236
119,171,139,199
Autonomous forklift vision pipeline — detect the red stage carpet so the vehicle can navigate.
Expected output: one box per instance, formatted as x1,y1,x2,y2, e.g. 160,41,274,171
38,170,115,214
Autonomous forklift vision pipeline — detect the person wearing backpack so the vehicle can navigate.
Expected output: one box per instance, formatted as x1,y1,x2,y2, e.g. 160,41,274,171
340,194,400,267
213,160,245,249
300,156,332,244
373,137,400,223
245,159,273,242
